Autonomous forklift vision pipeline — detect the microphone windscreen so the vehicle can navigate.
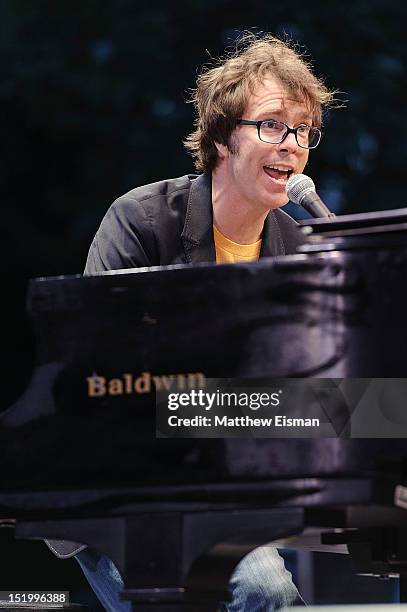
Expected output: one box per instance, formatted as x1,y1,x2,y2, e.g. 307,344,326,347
286,173,316,205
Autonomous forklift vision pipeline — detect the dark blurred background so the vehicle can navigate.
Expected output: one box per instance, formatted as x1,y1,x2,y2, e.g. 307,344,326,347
3,0,407,277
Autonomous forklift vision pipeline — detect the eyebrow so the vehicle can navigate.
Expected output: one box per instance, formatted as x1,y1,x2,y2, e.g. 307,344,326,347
256,111,314,124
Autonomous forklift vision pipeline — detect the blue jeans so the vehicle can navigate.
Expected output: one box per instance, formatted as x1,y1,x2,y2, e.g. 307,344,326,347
76,546,305,611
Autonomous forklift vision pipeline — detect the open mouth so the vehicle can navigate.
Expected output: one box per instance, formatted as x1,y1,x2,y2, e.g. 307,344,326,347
263,166,294,183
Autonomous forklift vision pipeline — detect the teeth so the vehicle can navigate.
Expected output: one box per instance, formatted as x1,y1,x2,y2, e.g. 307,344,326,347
265,165,293,172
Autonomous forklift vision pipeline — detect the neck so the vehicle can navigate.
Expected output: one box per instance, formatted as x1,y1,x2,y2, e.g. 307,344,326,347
211,167,269,244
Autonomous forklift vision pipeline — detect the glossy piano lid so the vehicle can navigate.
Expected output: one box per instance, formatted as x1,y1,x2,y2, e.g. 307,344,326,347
299,206,407,234
298,206,407,253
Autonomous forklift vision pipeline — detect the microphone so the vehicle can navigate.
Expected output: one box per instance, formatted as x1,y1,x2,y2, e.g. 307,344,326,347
286,173,335,219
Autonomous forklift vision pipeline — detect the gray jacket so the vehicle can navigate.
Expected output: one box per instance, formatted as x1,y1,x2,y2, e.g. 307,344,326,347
84,172,304,274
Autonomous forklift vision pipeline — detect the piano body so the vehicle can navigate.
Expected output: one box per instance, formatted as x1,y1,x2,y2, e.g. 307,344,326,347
1,210,407,610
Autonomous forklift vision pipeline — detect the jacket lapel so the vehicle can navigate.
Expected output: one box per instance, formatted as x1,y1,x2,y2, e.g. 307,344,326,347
260,210,286,257
181,173,216,264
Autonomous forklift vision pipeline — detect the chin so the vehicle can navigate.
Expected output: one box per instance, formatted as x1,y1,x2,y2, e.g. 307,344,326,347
265,196,288,210
261,188,288,211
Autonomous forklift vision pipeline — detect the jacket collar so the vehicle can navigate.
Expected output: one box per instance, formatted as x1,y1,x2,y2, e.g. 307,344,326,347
181,172,286,263
181,173,216,264
259,210,286,257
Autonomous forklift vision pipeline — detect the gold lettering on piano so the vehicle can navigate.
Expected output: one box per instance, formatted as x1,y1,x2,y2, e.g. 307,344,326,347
108,379,123,395
87,375,106,396
86,371,206,397
133,372,150,393
152,375,174,391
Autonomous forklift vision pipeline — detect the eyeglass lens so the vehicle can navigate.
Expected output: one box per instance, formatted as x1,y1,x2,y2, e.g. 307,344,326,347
260,120,320,148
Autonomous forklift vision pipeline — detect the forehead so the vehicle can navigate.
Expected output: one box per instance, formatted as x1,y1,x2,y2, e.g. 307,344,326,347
245,77,313,123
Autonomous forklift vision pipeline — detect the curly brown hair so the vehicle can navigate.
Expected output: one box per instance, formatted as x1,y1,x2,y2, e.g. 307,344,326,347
184,33,338,173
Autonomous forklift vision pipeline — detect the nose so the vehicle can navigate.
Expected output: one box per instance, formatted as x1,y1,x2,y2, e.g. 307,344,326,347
277,130,299,154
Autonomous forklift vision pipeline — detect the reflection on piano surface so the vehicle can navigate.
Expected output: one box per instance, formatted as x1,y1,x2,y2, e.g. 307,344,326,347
2,210,407,610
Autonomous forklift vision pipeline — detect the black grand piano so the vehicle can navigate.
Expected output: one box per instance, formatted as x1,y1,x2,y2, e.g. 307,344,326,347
2,210,407,610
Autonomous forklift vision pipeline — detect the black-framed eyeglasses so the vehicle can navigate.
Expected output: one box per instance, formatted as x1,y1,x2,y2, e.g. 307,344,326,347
237,119,322,149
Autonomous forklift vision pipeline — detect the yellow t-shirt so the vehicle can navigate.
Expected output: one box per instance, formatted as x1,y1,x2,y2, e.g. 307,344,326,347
213,224,262,264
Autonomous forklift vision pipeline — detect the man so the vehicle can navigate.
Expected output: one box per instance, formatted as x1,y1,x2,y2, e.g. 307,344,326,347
77,33,335,611
85,34,333,275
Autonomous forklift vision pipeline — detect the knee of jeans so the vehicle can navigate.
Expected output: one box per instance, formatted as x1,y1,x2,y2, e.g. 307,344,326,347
227,547,302,611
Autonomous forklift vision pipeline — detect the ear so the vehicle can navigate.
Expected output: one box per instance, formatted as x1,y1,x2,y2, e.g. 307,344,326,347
214,141,229,161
